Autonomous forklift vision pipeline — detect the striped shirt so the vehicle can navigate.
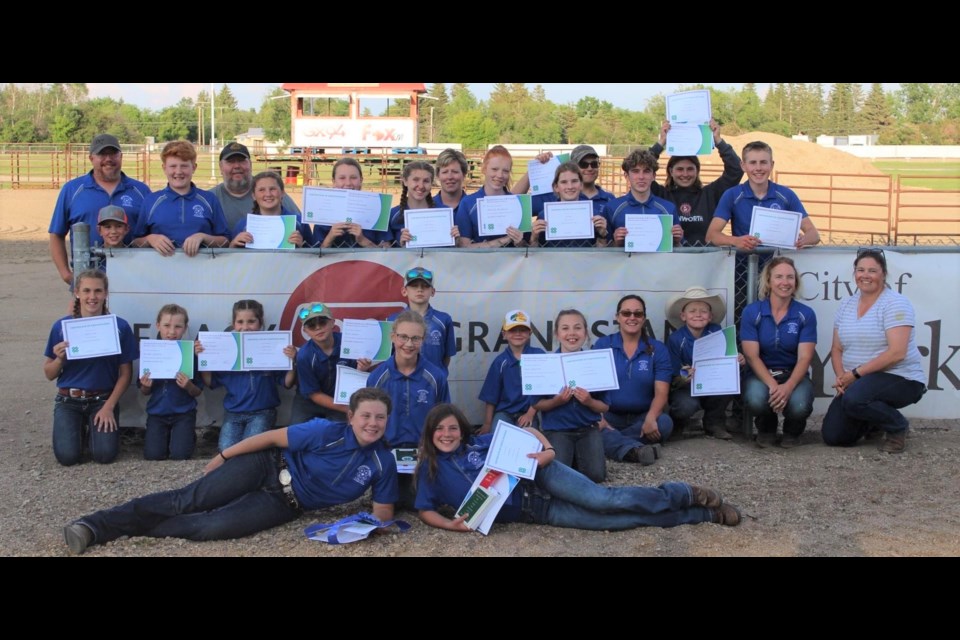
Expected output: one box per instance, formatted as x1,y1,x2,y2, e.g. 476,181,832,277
835,288,925,384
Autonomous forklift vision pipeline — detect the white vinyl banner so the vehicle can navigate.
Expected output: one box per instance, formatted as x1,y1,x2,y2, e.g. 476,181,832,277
107,248,958,425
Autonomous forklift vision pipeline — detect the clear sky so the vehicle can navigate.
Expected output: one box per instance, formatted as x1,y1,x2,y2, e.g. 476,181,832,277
83,83,901,112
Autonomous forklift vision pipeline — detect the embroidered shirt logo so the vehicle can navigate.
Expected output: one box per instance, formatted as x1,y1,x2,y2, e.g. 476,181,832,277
353,465,373,485
192,205,206,218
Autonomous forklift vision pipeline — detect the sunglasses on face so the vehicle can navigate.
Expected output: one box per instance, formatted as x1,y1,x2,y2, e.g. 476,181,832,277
298,303,326,320
407,268,433,281
578,160,600,169
618,310,645,318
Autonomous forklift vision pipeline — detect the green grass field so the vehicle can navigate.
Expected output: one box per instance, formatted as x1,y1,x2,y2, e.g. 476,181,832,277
873,160,960,190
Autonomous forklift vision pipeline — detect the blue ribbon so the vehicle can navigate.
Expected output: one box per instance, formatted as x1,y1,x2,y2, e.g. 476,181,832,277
303,512,411,545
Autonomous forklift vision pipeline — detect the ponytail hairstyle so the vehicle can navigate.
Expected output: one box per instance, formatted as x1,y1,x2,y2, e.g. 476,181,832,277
250,171,285,214
481,145,513,191
399,161,436,216
72,269,109,318
231,299,265,329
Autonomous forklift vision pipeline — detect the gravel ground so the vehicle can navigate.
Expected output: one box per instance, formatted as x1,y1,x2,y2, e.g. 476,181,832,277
2,231,957,557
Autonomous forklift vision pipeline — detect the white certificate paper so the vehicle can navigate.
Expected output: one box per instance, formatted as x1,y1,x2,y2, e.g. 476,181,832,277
666,89,712,124
197,332,242,372
485,420,543,480
520,353,566,396
333,365,369,406
560,349,620,392
245,214,297,249
691,356,741,397
339,319,392,361
301,187,390,231
405,208,455,248
240,331,292,371
527,155,562,195
139,339,194,379
748,206,802,250
666,124,713,156
61,314,121,360
476,194,533,235
692,326,737,363
624,214,674,253
544,200,594,241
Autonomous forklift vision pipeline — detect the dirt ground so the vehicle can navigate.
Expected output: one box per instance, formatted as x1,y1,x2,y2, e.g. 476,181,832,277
2,189,958,557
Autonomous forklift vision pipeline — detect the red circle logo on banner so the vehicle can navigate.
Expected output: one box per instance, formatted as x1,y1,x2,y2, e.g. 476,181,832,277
281,260,407,346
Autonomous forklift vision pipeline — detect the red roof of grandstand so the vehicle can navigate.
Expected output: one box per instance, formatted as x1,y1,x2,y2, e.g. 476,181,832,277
280,83,427,93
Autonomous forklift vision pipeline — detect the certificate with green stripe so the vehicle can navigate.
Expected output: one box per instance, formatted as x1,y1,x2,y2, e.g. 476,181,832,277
139,339,194,379
624,214,673,252
197,332,242,372
340,319,393,361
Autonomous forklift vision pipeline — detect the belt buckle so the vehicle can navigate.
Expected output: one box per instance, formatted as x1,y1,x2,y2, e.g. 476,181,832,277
69,388,83,398
278,468,292,486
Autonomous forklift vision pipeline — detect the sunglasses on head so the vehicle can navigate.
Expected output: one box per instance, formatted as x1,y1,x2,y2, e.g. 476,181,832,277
407,268,433,281
298,303,326,320
578,160,600,169
857,247,885,259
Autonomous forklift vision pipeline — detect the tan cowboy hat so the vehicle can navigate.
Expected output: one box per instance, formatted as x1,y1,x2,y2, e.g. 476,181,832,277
665,287,727,328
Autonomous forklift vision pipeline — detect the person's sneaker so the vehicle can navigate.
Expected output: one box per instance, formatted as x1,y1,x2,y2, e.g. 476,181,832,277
623,445,657,466
779,434,802,449
704,422,734,440
710,502,743,526
64,522,93,555
690,486,723,508
879,431,906,454
755,432,777,448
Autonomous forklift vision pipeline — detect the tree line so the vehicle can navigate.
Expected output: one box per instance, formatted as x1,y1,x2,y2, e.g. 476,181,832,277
2,82,958,147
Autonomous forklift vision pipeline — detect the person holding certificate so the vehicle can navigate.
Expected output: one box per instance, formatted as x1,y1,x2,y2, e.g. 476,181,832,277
531,310,608,483
531,162,609,248
594,295,674,466
63,388,399,555
740,257,817,449
648,120,743,246
229,172,314,248
665,287,741,440
198,300,298,451
433,149,469,214
822,250,926,454
389,162,460,248
478,309,545,434
367,310,450,508
415,404,742,532
139,304,204,460
290,302,372,425
455,146,542,248
608,150,683,248
132,140,230,257
315,158,390,249
707,141,820,252
43,269,138,466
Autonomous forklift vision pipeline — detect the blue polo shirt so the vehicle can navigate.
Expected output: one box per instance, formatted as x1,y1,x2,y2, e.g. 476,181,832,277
135,184,229,246
45,315,138,391
608,192,680,234
284,420,399,510
313,222,390,248
667,323,724,377
140,362,204,416
714,181,808,238
414,434,523,523
296,333,356,399
434,190,466,216
49,171,150,246
534,193,610,248
209,370,286,413
594,333,672,414
367,356,450,447
231,208,315,248
479,345,546,415
387,305,457,371
740,299,818,371
538,348,608,431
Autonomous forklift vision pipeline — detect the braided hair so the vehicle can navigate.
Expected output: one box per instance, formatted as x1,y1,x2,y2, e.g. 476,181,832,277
72,269,109,318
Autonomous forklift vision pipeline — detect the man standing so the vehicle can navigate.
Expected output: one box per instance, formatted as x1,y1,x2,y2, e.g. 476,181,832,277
48,134,150,285
210,142,301,229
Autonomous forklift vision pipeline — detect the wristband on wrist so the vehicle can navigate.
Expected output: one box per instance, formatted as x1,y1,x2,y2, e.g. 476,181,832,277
544,447,556,452
219,451,228,462
852,367,862,379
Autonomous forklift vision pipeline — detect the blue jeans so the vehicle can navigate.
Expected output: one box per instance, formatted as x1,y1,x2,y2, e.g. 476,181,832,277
144,411,197,460
289,394,345,425
544,427,606,483
742,375,814,436
219,409,277,450
601,411,674,461
669,388,732,427
524,462,712,530
52,396,119,466
822,372,926,446
78,450,298,545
